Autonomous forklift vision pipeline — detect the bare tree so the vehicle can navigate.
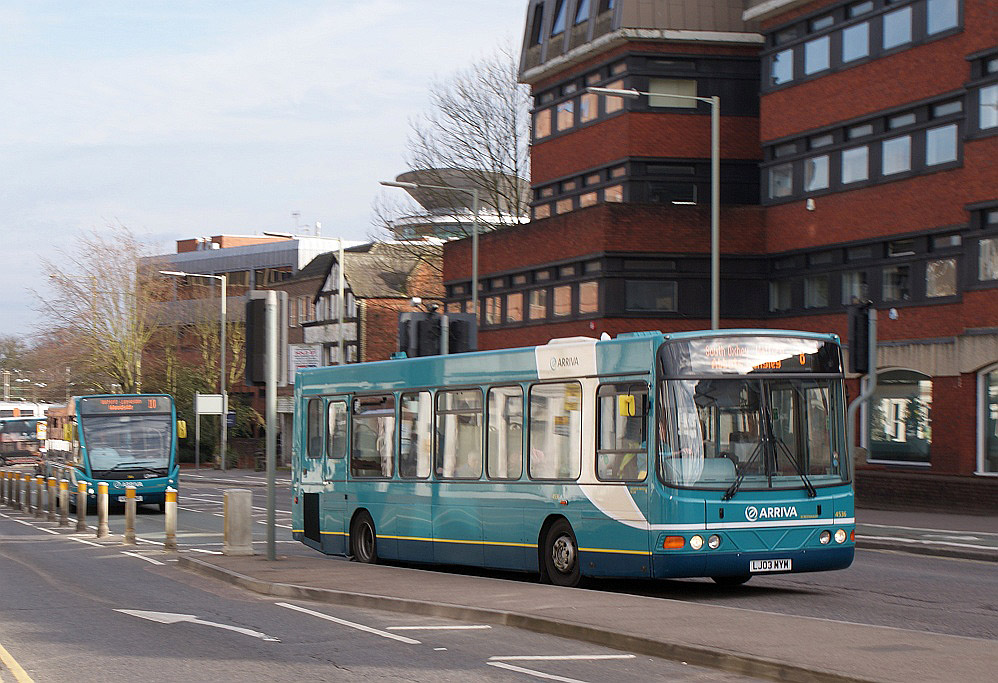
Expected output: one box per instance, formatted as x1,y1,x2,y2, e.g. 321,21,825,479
371,43,531,268
36,225,172,394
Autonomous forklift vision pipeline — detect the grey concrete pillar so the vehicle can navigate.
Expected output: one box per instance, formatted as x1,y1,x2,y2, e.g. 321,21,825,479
223,488,254,556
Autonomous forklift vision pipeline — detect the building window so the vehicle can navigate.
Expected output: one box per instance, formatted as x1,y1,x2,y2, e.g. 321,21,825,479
882,135,911,175
579,191,598,207
555,198,573,214
603,79,624,113
883,265,911,301
882,6,912,50
648,78,697,108
926,258,957,297
484,296,501,325
769,280,792,311
769,163,794,198
979,238,998,281
811,133,834,148
551,0,567,35
868,370,932,465
805,275,830,308
604,184,623,202
534,204,551,220
842,21,869,62
529,4,545,46
926,0,959,35
552,285,572,317
556,101,574,131
926,124,958,165
805,155,830,191
979,85,998,130
580,92,598,123
771,49,793,85
506,292,523,322
626,280,677,312
804,35,830,75
574,0,591,24
528,289,547,319
889,238,916,257
534,109,551,139
579,281,599,314
842,271,868,304
841,146,869,183
979,365,998,475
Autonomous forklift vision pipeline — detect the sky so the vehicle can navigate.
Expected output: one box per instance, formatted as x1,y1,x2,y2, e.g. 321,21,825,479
0,0,528,338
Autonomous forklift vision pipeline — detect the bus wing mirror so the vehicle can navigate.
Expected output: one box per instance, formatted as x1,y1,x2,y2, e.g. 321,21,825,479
618,395,635,417
177,420,188,439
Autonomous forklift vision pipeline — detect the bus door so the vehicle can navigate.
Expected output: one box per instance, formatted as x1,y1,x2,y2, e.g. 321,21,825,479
321,397,350,555
300,397,324,547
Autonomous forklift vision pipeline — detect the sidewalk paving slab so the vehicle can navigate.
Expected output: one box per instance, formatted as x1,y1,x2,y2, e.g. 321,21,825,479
179,553,995,683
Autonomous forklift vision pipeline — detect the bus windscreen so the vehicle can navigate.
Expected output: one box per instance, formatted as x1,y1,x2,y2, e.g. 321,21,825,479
660,336,841,377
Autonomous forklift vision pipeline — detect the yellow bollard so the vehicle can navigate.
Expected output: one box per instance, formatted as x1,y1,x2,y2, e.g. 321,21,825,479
76,481,88,532
59,479,70,527
123,485,136,545
96,482,109,539
163,487,178,551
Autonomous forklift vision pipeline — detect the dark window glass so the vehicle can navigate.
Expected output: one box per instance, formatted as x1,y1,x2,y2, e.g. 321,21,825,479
551,0,567,35
306,399,322,458
625,280,677,312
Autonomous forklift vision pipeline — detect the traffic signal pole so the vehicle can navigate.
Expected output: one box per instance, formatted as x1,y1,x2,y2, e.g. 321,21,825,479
846,306,878,469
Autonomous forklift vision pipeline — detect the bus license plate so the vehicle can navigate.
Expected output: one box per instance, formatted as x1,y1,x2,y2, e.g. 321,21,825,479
751,558,791,573
117,495,144,502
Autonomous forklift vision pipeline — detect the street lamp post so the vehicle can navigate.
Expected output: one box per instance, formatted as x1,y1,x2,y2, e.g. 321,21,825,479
586,87,721,330
160,270,228,471
380,180,481,321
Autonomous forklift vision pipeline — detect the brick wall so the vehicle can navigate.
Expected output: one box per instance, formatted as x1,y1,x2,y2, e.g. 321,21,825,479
855,469,998,513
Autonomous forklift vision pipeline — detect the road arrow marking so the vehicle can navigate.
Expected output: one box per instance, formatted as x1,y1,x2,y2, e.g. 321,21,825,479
115,609,280,641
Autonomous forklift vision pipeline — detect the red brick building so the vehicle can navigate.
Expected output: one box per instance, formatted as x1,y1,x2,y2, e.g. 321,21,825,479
442,0,998,509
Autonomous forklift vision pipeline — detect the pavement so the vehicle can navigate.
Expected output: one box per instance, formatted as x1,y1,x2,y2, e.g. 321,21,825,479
179,468,998,682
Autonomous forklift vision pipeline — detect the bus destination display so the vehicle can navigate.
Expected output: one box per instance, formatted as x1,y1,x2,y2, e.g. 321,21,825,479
79,396,172,415
663,336,841,376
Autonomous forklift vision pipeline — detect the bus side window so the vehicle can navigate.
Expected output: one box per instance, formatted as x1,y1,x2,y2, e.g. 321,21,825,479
596,384,648,481
528,382,582,480
487,386,523,480
435,389,483,479
326,401,347,459
351,394,395,478
306,399,322,458
399,392,431,478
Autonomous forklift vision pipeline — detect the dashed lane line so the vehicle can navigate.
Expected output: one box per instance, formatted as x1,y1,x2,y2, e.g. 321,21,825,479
275,602,421,644
486,661,588,682
121,551,165,566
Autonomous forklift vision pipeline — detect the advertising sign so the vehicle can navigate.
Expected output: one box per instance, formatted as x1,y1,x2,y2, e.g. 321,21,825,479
289,344,323,379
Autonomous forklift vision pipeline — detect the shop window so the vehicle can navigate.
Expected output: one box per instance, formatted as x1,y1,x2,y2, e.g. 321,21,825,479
648,78,697,108
868,370,932,465
926,258,957,297
979,365,998,474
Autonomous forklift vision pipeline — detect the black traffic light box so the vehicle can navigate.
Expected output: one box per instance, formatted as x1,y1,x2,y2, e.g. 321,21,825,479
848,302,871,375
245,291,289,386
398,311,477,357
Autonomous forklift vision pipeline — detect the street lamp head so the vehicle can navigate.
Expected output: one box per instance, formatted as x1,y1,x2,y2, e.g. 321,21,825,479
159,270,189,277
380,180,420,190
586,86,641,99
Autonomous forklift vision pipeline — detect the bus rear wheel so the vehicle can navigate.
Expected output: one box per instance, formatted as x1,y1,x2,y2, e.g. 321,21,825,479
350,511,378,564
711,575,751,586
543,519,581,587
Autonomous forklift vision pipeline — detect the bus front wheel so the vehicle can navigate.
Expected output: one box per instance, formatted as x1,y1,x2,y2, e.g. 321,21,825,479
350,511,378,564
543,519,581,587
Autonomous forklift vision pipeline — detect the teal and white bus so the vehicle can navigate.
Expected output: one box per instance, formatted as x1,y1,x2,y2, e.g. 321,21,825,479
45,394,180,510
292,330,854,586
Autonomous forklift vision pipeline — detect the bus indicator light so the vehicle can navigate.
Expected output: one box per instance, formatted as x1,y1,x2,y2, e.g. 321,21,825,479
663,536,685,549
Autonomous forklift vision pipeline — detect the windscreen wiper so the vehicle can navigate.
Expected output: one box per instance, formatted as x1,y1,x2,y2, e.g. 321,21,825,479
722,438,763,501
762,403,817,498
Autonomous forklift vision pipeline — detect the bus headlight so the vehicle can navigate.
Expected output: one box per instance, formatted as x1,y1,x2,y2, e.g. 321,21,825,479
819,530,831,545
689,535,704,550
834,529,847,544
707,534,721,549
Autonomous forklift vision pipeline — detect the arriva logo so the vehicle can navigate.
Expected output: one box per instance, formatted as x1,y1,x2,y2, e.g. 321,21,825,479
744,505,798,521
549,356,580,370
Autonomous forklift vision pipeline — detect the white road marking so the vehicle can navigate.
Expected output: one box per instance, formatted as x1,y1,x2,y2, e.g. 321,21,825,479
188,548,224,555
69,537,102,547
856,534,997,551
0,639,35,683
434,647,447,651
275,602,421,644
490,655,635,662
487,661,589,682
115,609,280,641
388,625,491,631
860,522,998,537
121,551,165,565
